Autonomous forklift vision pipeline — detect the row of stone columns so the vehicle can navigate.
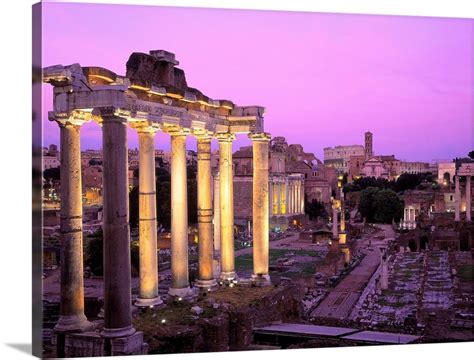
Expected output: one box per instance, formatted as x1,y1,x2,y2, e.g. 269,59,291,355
269,179,304,216
455,175,472,222
53,112,271,337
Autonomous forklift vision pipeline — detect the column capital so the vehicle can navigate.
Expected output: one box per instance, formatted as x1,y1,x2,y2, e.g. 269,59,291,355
249,132,271,142
193,129,213,142
93,107,128,125
163,125,191,137
216,132,236,142
130,120,160,135
49,110,97,127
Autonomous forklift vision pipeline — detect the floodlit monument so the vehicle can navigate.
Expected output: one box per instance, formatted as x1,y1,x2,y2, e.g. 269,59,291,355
43,50,270,356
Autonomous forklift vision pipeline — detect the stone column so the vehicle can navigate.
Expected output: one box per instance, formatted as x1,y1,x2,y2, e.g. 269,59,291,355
455,175,461,221
168,128,192,297
134,125,162,307
466,176,472,222
332,204,338,239
276,182,281,215
340,188,346,232
54,117,92,333
217,132,236,281
291,183,296,214
100,110,135,338
287,183,291,215
300,181,305,213
195,133,217,290
269,179,273,216
250,133,271,285
281,182,287,215
213,174,221,253
296,182,300,214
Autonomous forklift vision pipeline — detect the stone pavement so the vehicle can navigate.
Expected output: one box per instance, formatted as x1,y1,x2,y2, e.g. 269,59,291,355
310,225,393,320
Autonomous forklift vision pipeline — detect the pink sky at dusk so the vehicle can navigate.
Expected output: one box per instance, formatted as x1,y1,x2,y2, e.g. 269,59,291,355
41,2,473,162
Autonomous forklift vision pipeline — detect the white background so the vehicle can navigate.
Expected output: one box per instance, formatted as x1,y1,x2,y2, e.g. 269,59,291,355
0,1,472,359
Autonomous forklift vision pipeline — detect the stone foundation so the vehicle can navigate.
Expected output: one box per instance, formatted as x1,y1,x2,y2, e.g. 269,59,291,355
52,331,147,357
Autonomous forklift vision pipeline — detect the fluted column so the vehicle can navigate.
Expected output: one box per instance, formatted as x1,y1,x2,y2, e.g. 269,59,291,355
168,128,192,297
291,183,295,214
217,132,236,281
134,125,162,307
466,176,472,222
195,132,217,290
100,110,135,338
276,183,281,215
281,182,287,215
295,182,300,214
54,116,92,333
300,181,305,213
455,175,461,221
250,133,271,285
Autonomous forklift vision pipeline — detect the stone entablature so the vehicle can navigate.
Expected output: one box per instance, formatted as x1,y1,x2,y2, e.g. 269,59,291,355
44,50,265,136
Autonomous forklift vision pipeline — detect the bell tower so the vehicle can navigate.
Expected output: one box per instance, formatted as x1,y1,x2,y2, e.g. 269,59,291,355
365,131,373,160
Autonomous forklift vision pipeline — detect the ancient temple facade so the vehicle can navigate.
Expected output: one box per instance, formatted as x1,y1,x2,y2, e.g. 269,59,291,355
43,49,272,356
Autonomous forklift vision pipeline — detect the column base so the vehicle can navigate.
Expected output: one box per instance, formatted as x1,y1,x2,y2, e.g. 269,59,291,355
101,325,136,339
196,279,218,291
219,271,237,281
54,314,93,333
167,286,196,302
251,274,272,287
134,296,164,308
54,330,148,357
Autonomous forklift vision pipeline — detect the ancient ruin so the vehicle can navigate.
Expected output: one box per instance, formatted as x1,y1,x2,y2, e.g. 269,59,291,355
43,49,271,356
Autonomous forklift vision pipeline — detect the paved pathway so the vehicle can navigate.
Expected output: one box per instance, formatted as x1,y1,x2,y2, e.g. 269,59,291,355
310,225,394,320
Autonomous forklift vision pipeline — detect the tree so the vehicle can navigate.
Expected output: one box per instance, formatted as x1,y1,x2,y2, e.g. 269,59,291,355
85,228,104,276
305,199,327,221
43,167,60,181
373,189,404,223
358,187,379,222
393,173,422,192
85,228,140,277
129,166,198,230
469,150,474,160
358,187,404,223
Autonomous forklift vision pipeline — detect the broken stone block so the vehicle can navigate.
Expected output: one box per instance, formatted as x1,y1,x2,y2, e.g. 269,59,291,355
191,306,204,315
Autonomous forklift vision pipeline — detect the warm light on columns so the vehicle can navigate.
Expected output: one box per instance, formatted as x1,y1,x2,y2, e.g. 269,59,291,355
168,128,191,297
217,132,236,280
100,111,135,338
135,125,162,307
250,132,271,284
54,118,92,333
195,132,217,289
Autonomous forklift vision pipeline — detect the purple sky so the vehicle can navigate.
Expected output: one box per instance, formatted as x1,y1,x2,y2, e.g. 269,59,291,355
42,3,473,162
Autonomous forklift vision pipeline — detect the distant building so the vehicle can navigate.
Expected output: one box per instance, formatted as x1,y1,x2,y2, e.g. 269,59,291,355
348,155,365,182
378,155,400,179
43,144,60,170
323,144,365,174
229,136,334,231
400,161,430,175
437,162,456,185
360,157,390,180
